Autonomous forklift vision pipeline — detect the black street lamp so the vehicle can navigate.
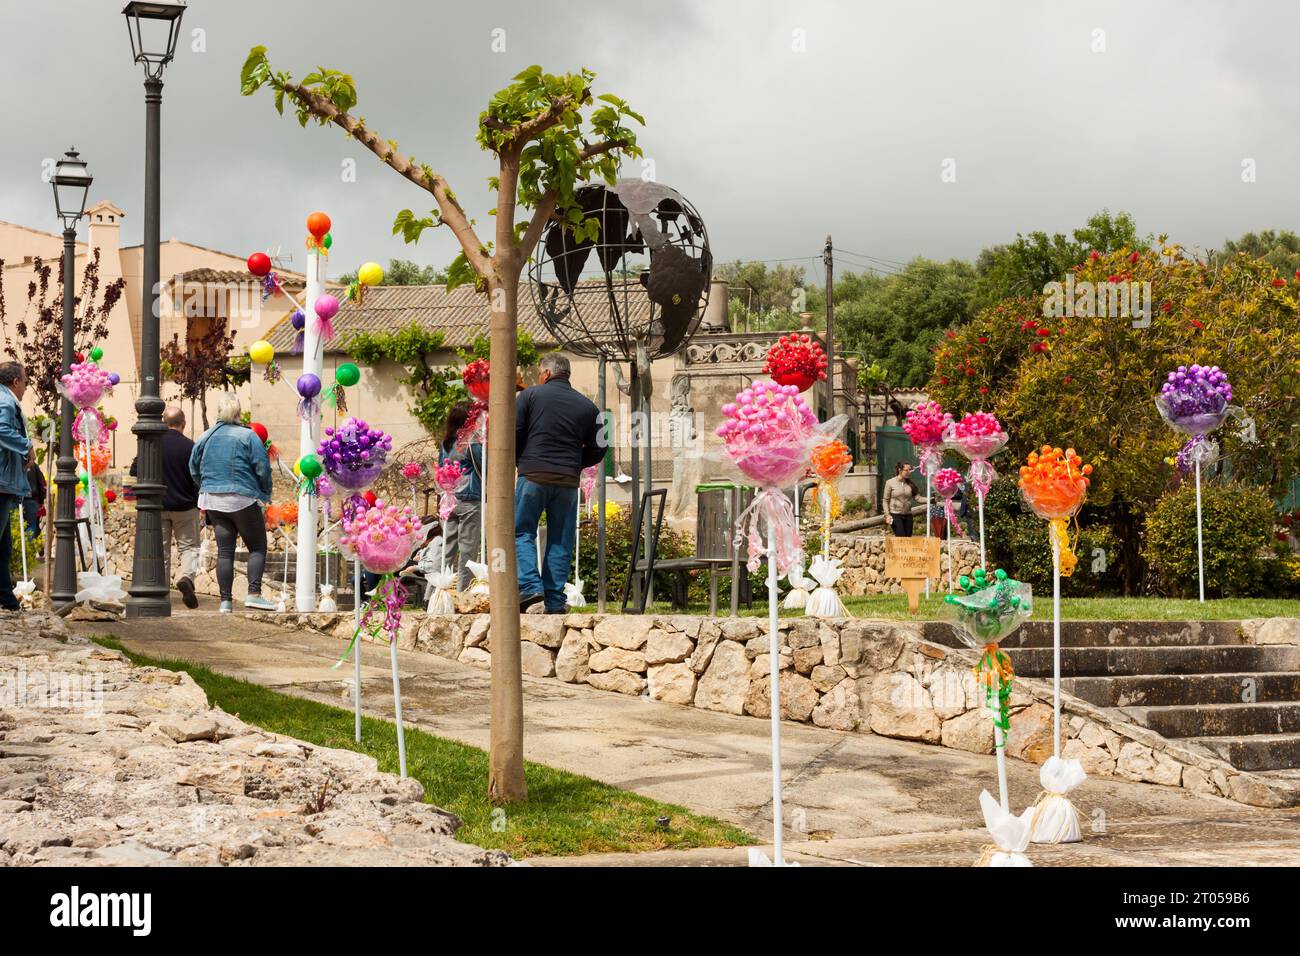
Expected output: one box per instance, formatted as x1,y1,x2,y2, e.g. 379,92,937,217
50,148,93,608
122,0,185,619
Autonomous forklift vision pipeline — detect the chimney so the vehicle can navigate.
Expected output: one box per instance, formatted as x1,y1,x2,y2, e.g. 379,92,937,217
700,278,730,332
85,200,125,280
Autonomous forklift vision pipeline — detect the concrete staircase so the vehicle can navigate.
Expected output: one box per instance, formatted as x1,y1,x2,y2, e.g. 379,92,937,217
998,621,1300,776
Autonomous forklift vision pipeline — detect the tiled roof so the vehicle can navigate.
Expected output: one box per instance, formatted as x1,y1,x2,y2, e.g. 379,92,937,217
264,280,655,354
169,267,307,290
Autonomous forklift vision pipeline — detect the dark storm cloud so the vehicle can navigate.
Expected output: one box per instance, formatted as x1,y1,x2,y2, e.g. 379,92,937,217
3,0,1296,280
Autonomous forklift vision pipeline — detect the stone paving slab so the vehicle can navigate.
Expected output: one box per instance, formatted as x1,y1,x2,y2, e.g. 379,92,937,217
69,607,1300,867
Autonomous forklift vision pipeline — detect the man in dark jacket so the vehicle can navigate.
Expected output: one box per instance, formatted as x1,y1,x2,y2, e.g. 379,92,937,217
514,353,604,613
131,406,200,607
0,362,32,611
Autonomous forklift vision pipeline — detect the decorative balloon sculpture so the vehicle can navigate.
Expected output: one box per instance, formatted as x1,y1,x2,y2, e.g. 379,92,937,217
566,464,601,609
1017,445,1092,843
763,333,828,393
1156,364,1233,602
944,412,1007,567
459,359,491,596
805,439,853,619
944,567,1032,823
905,400,954,598
336,498,425,778
932,466,964,591
717,380,844,866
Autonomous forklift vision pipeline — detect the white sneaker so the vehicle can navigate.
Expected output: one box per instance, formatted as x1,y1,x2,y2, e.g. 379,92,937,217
219,601,233,614
244,595,278,611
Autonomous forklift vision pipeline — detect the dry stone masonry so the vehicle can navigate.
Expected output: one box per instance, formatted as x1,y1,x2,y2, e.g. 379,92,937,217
253,608,1300,809
0,612,510,867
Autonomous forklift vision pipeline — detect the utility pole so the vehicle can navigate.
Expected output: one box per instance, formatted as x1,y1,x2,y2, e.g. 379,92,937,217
823,235,834,417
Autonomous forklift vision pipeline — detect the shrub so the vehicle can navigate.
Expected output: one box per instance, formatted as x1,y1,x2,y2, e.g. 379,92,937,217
7,510,42,584
1143,481,1275,596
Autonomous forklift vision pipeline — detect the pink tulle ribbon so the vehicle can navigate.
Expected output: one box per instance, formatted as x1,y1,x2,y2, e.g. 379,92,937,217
915,443,943,478
314,314,335,342
733,488,802,576
438,490,457,521
72,408,106,445
967,458,997,499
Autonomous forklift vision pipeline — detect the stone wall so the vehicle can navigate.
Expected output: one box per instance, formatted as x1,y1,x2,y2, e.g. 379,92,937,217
252,609,1300,809
829,533,981,596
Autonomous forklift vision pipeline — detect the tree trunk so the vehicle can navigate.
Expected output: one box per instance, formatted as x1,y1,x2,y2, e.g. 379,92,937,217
486,273,527,803
1112,499,1143,596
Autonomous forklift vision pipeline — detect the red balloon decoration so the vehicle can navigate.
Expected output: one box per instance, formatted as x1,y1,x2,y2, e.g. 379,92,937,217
363,490,378,507
250,422,269,444
306,211,332,240
105,490,117,503
247,252,272,277
764,333,828,392
463,358,490,402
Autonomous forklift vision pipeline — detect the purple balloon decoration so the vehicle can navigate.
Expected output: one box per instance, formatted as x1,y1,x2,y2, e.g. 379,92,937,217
297,373,322,399
107,373,120,386
291,308,306,330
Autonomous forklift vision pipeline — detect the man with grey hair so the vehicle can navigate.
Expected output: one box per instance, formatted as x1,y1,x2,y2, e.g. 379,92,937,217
514,352,605,613
0,362,32,611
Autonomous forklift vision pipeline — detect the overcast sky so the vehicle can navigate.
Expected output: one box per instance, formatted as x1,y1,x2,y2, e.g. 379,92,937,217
3,0,1297,282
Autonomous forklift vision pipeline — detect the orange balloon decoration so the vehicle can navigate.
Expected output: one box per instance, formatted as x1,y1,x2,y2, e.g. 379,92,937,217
77,444,111,476
1017,445,1092,576
306,211,332,240
264,502,300,529
811,439,852,483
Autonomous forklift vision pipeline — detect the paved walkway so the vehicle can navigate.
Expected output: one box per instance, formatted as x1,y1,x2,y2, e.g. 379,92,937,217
69,606,1300,866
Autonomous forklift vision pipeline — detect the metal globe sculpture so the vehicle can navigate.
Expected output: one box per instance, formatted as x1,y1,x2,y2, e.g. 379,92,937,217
528,179,712,362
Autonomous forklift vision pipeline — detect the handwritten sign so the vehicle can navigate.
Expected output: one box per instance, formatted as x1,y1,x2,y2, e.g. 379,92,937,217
885,537,942,614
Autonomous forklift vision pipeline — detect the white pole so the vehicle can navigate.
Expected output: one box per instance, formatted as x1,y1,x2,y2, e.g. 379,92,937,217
946,511,953,592
17,501,28,583
993,719,1009,812
353,557,362,743
478,435,487,578
389,635,407,778
977,488,986,568
81,440,100,576
821,487,831,561
296,247,323,611
924,475,931,598
1052,531,1061,760
767,518,785,866
1195,459,1205,603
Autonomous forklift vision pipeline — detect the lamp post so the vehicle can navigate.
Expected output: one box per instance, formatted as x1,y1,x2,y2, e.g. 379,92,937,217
122,1,186,619
49,149,94,608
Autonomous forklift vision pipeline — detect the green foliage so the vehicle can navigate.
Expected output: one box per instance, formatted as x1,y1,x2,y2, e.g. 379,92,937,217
836,258,978,388
713,261,812,332
336,259,449,288
972,209,1147,312
1144,481,1275,597
343,324,461,435
1219,229,1300,279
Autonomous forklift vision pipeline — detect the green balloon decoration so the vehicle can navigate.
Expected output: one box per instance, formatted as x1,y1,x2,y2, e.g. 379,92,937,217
943,567,1032,645
298,453,323,479
335,362,360,387
89,346,103,362
78,473,88,488
323,233,333,250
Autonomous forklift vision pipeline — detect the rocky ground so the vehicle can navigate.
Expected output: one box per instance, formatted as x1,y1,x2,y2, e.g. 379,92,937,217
0,612,510,867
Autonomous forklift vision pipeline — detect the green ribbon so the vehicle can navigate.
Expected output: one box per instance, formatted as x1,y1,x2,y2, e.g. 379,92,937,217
331,572,394,670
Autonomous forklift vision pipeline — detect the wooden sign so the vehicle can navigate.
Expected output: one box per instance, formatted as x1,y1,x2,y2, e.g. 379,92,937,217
885,537,942,614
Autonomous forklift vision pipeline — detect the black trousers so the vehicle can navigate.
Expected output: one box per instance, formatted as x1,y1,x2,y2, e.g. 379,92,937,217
207,504,267,601
891,513,915,537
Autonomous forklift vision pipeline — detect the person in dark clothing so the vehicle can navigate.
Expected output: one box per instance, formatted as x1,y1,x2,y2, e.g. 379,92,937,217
22,461,45,540
0,362,32,611
131,406,201,607
514,353,604,613
439,401,483,591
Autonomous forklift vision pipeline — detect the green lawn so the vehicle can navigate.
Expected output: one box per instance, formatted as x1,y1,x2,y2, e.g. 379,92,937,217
635,595,1300,622
93,637,752,859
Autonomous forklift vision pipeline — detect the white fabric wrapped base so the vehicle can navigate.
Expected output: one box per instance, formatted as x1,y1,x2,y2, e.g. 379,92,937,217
804,555,849,618
465,560,490,596
783,557,811,609
1024,755,1086,843
275,594,288,613
976,789,1032,867
747,848,800,867
425,570,456,614
317,584,338,613
74,571,126,606
14,580,36,607
565,579,587,608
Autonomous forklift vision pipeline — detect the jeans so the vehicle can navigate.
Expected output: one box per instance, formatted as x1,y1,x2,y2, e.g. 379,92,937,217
162,509,202,583
207,504,266,602
445,499,481,591
0,494,18,610
891,513,914,537
514,477,577,612
21,498,39,539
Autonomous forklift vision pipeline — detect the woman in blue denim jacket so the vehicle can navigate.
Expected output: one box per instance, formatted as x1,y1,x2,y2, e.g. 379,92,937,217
0,363,32,611
189,395,274,613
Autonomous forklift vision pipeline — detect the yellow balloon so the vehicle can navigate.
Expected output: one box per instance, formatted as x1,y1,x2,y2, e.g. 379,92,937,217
293,460,302,477
357,261,383,287
249,340,274,365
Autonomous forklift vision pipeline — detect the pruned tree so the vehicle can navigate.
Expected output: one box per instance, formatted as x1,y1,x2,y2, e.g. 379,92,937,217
241,50,643,802
160,315,239,429
0,249,123,419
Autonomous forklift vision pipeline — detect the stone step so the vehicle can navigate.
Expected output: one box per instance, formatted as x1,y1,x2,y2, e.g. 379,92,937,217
1062,672,1300,707
1006,644,1299,678
923,619,1244,649
1186,734,1300,772
1120,702,1300,739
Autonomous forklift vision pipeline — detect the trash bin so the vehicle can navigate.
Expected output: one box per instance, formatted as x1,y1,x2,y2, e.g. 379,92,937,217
695,482,753,560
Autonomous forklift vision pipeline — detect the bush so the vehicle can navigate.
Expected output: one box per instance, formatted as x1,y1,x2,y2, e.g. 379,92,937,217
7,510,42,584
1143,481,1275,597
